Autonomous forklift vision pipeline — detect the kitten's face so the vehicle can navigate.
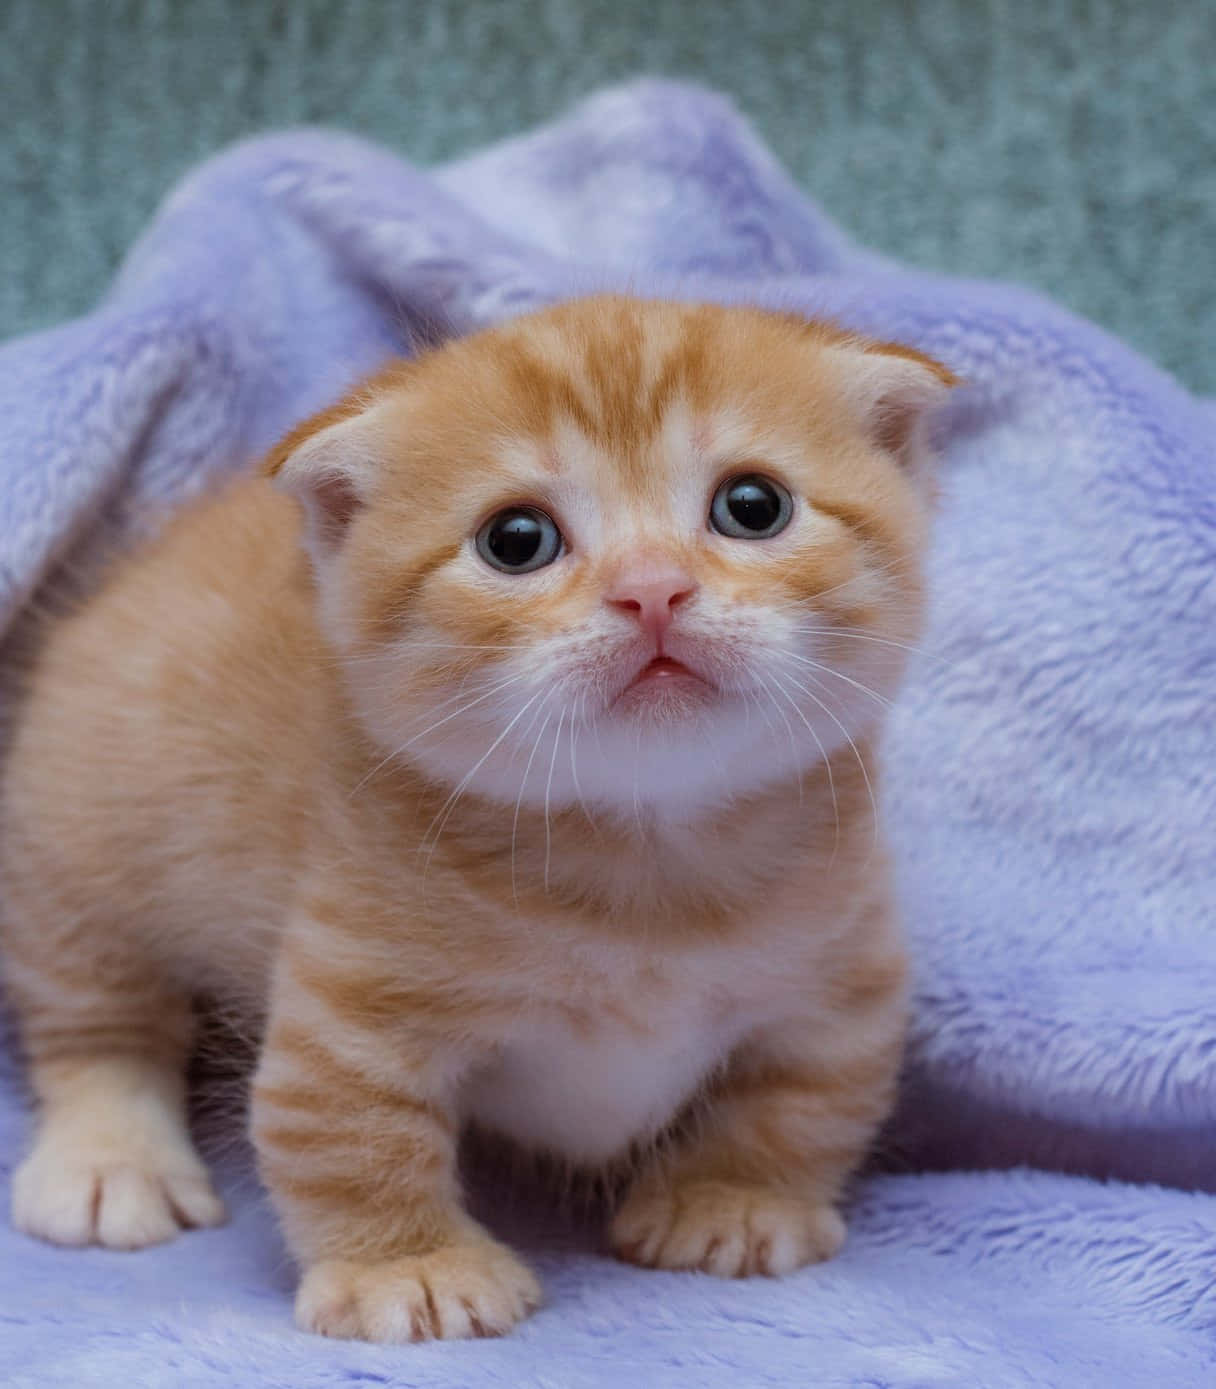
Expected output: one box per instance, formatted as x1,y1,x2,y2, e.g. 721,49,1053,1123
273,298,953,818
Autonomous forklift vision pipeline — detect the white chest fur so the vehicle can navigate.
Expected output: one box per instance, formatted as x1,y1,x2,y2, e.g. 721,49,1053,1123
463,1013,736,1163
461,933,802,1165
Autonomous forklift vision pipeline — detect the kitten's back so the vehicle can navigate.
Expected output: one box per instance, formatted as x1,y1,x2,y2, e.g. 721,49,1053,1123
2,479,319,1003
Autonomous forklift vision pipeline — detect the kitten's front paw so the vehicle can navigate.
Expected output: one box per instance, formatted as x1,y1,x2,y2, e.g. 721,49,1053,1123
611,1180,845,1277
296,1240,542,1343
12,1142,226,1250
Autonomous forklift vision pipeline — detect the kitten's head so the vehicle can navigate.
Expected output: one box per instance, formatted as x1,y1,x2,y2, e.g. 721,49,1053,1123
268,297,955,818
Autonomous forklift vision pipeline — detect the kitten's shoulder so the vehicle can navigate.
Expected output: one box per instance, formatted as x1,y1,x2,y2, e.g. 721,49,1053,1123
66,476,309,648
17,475,323,752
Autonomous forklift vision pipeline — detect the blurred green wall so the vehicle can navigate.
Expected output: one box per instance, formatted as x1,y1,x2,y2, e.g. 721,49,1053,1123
4,0,1212,389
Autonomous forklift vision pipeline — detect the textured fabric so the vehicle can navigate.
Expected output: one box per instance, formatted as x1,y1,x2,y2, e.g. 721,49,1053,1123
1,80,1214,1385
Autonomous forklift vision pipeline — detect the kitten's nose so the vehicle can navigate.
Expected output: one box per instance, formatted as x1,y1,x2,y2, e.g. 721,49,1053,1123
606,558,697,640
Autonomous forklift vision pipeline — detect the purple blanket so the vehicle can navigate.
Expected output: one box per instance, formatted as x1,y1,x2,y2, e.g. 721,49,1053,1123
1,81,1214,1386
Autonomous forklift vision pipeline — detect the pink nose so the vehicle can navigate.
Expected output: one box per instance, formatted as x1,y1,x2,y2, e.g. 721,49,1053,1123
606,559,697,639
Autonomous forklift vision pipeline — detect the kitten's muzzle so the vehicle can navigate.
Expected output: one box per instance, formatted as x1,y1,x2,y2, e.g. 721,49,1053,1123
604,556,697,644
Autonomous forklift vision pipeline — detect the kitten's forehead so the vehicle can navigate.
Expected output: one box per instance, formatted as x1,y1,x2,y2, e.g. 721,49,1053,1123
474,305,788,496
495,397,767,549
502,394,707,488
460,301,870,481
487,303,712,463
365,296,945,534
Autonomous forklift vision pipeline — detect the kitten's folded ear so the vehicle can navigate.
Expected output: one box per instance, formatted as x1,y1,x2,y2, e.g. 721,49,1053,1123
262,396,385,563
825,337,961,484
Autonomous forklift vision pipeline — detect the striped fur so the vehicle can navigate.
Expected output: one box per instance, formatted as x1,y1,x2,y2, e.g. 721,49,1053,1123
0,296,952,1341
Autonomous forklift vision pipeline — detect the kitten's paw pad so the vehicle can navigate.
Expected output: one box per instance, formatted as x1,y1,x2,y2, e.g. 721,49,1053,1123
611,1181,845,1277
296,1241,542,1343
12,1149,226,1250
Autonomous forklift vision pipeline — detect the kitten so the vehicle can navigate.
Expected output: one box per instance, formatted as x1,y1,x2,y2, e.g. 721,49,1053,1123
0,296,954,1343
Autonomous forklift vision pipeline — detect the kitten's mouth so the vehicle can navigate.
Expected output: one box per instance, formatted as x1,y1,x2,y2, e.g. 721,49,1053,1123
611,655,717,713
634,656,697,684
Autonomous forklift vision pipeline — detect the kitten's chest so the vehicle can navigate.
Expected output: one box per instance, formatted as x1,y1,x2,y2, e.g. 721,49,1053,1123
460,937,793,1164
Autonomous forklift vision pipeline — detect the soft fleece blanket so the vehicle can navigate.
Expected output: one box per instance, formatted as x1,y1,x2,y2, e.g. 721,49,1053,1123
1,81,1214,1387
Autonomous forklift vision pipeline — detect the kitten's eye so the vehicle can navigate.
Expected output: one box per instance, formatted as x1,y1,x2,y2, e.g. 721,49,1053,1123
710,475,793,539
476,507,563,573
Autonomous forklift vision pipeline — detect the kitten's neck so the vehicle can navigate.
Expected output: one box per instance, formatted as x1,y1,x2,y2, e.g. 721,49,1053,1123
359,740,879,939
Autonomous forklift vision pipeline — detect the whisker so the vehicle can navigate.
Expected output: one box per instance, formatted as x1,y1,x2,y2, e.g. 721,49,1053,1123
743,675,782,744
751,670,804,806
543,708,566,893
328,642,525,668
770,555,918,607
418,689,546,876
347,746,406,801
400,644,528,659
631,719,644,832
790,627,956,669
766,668,839,860
591,687,610,768
512,707,554,907
782,652,894,710
347,672,527,800
692,700,732,802
776,668,879,858
567,690,595,830
740,682,754,735
397,672,526,751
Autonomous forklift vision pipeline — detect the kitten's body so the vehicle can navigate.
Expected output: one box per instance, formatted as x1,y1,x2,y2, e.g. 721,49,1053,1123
0,298,951,1342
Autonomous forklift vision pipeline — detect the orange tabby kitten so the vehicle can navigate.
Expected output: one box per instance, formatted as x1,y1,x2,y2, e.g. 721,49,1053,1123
0,296,953,1343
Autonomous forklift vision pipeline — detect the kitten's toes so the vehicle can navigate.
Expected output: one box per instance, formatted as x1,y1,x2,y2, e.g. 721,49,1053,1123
12,1147,226,1249
296,1239,542,1343
611,1180,845,1277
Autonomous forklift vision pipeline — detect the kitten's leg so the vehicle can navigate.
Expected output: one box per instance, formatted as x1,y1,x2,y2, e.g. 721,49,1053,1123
7,961,224,1249
252,932,540,1344
611,956,905,1278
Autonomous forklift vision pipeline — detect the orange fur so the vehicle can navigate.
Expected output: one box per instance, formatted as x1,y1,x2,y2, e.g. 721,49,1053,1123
0,296,954,1341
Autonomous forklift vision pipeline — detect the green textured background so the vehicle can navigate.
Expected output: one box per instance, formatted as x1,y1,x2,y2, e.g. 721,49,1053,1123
3,0,1213,390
